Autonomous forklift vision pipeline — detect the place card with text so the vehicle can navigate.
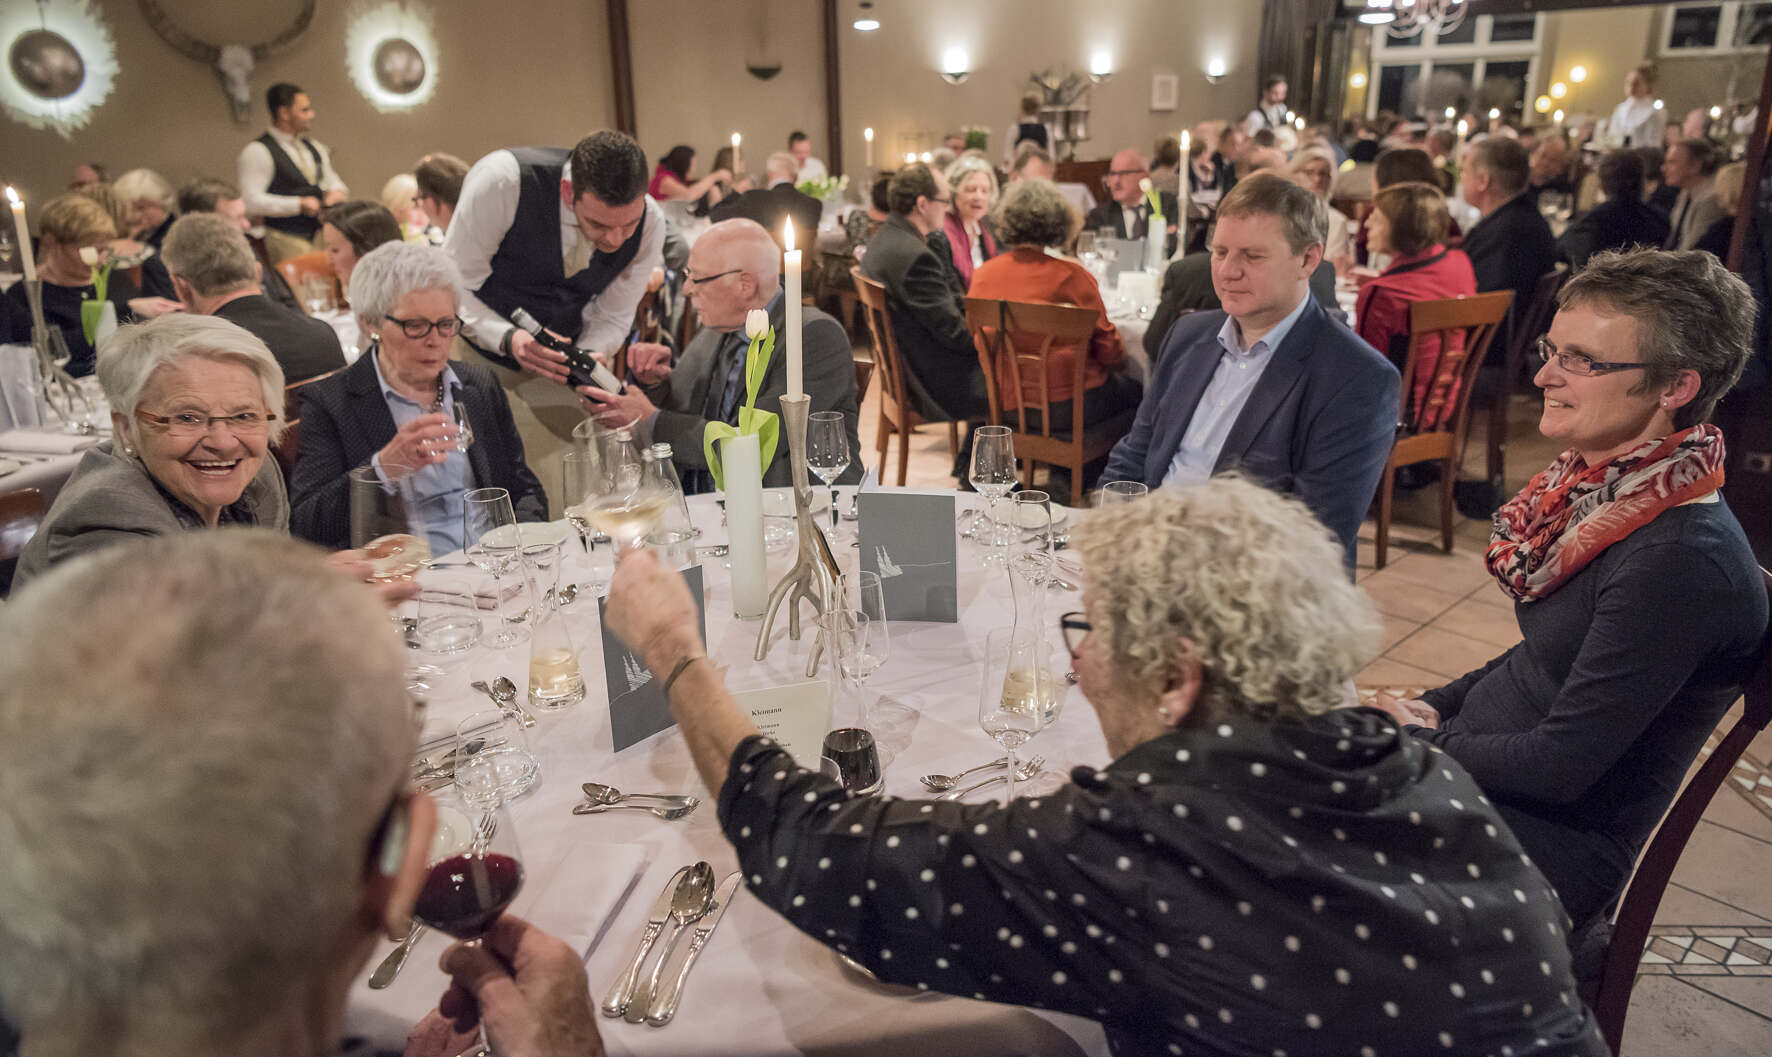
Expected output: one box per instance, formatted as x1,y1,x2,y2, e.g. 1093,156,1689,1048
858,491,958,622
731,681,833,768
599,565,707,752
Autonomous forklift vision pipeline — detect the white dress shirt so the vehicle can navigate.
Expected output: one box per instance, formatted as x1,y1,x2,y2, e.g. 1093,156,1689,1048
796,156,828,182
444,149,665,355
1607,97,1665,149
236,127,347,219
1244,103,1288,135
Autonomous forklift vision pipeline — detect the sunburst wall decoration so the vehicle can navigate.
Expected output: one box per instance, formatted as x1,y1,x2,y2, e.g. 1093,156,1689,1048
346,1,438,111
1,0,116,137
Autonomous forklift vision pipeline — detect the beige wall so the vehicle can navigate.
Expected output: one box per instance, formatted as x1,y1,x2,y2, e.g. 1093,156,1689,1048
1,0,614,224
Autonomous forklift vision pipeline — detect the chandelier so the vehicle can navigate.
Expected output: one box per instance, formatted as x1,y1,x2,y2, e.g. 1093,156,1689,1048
1358,0,1469,38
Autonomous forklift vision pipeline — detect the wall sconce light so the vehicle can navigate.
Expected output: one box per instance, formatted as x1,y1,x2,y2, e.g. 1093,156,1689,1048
904,151,916,164
1358,1,1397,25
1204,56,1226,85
1569,65,1587,84
1486,107,1500,120
940,46,969,84
1710,105,1723,119
919,150,933,163
852,1,879,32
1444,106,1455,120
1,0,118,135
1088,49,1112,85
1552,108,1565,124
1349,70,1367,89
1550,81,1567,99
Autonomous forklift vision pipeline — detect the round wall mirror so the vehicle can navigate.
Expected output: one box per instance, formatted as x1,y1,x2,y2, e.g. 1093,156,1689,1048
372,37,425,95
10,29,85,101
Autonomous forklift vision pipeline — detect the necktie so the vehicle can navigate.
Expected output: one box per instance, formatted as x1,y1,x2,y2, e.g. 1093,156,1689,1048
1131,205,1148,240
564,234,594,276
291,138,317,183
1667,195,1689,250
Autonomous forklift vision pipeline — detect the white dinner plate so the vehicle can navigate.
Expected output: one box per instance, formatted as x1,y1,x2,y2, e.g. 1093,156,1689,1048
0,457,20,477
761,487,831,518
1012,503,1069,529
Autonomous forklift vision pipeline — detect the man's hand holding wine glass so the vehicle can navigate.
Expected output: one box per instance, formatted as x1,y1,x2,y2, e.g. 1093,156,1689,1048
403,915,605,1057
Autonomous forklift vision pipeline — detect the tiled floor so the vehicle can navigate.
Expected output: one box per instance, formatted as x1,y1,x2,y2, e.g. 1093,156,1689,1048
854,376,1772,1054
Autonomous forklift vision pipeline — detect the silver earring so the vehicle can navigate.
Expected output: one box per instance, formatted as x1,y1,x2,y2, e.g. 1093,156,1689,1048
1156,706,1171,718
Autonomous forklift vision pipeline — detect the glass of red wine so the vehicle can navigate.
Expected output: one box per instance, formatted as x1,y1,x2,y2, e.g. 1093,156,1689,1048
412,799,524,1057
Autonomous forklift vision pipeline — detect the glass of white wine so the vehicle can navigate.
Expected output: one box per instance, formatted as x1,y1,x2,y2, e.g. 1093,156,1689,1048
978,626,1059,804
580,427,671,555
463,487,529,650
349,463,432,584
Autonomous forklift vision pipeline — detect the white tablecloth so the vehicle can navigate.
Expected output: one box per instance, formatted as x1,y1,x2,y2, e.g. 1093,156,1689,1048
0,379,108,503
347,489,1111,1056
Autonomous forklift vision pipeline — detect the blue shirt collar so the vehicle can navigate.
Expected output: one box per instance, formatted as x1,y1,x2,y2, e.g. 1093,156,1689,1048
369,343,462,407
1216,289,1312,360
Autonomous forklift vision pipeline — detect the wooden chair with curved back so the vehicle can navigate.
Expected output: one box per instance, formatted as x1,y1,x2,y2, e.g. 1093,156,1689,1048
1372,290,1513,569
851,267,959,485
1485,266,1568,494
963,297,1135,506
272,367,343,478
1587,567,1772,1053
275,251,341,313
0,486,46,596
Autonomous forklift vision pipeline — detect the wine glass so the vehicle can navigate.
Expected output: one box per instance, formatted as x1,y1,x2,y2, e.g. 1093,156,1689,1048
969,425,1018,552
464,487,529,649
349,463,432,582
807,410,850,539
412,796,525,1057
580,427,668,555
1007,490,1053,631
1095,480,1148,507
844,570,891,666
978,626,1060,805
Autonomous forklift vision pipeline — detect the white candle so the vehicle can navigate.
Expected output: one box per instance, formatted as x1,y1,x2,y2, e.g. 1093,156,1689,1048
783,219,803,399
731,132,742,174
1176,131,1191,261
7,187,35,283
864,127,874,168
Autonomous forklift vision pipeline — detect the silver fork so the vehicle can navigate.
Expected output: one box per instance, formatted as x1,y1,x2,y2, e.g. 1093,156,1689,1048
937,756,1045,801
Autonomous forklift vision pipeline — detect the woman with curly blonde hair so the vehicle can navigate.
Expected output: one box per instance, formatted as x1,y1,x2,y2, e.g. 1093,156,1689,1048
600,476,1606,1057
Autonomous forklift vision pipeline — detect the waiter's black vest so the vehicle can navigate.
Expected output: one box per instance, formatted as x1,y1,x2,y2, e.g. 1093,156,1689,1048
256,132,326,239
1013,121,1049,150
471,147,647,363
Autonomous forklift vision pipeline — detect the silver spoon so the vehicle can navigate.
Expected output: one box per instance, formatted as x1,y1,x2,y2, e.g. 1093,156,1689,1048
556,583,579,606
626,863,714,1024
919,756,1009,792
582,782,700,809
470,678,535,729
571,800,698,820
937,756,1045,801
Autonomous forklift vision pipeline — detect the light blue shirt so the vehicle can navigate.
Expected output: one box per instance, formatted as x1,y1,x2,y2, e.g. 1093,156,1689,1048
1163,291,1312,487
369,349,472,556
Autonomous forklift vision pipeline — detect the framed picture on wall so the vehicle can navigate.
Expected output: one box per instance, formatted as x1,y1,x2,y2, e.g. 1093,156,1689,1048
1151,73,1178,112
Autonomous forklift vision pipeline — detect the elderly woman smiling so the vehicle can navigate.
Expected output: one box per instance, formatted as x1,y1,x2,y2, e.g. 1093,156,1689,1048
13,314,287,586
937,153,1001,290
288,240,545,552
605,478,1606,1057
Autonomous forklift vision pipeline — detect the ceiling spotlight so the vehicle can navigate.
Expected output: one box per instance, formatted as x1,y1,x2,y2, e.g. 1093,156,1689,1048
1550,81,1567,99
1358,1,1397,25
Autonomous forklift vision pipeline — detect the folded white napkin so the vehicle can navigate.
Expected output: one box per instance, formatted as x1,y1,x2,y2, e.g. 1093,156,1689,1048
346,841,649,1031
0,429,100,454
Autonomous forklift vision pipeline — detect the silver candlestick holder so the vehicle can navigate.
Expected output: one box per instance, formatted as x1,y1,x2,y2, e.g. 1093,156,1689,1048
753,393,842,677
23,279,93,431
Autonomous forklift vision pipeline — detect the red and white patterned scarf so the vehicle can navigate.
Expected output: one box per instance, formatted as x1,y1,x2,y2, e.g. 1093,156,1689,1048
1485,424,1726,602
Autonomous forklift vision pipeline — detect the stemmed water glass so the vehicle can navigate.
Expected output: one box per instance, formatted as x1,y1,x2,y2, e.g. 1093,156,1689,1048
1095,480,1148,507
978,626,1060,805
807,410,849,539
464,487,529,649
350,462,432,581
1007,490,1054,631
969,425,1017,552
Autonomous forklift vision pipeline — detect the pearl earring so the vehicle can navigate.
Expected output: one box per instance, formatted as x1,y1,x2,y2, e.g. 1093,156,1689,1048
1156,706,1171,718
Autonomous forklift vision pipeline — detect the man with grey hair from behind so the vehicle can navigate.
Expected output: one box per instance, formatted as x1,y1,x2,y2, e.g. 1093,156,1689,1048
0,531,605,1057
161,211,346,383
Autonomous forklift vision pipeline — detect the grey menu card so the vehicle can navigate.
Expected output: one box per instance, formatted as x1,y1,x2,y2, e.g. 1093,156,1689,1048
600,565,707,751
858,491,958,623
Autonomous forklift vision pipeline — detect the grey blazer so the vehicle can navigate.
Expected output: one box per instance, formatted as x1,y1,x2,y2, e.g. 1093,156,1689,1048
13,443,289,589
646,297,862,488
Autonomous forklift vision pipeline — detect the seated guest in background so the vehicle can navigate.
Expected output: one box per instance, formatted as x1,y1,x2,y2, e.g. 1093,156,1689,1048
1104,173,1399,574
1356,182,1477,428
135,178,301,311
319,199,404,294
1461,136,1557,344
788,130,827,182
112,167,177,248
1528,134,1576,204
700,145,752,214
380,173,433,242
1556,149,1669,269
648,144,732,207
969,179,1140,441
934,154,1000,290
582,219,860,492
161,213,345,384
1148,135,1182,195
0,532,606,1057
860,163,985,476
1374,146,1444,192
1085,148,1177,257
1,193,138,377
1637,145,1679,216
1006,143,1054,185
69,161,105,191
708,151,820,248
1661,137,1723,250
289,242,545,551
1373,249,1767,931
414,151,470,234
1289,148,1351,264
1238,146,1289,181
12,314,286,586
1693,160,1744,259
603,478,1608,1057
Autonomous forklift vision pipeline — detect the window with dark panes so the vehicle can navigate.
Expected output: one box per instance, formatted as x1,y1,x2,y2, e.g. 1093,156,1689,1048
1736,2,1772,44
1437,15,1478,44
1377,65,1422,115
1669,4,1725,48
1425,63,1476,115
1489,14,1538,43
1481,60,1531,118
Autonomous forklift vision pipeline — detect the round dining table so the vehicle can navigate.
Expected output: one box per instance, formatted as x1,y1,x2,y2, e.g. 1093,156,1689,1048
345,487,1112,1057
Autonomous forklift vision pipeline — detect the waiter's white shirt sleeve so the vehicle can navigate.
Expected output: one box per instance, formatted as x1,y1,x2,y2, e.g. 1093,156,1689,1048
575,196,665,353
237,139,301,219
444,150,524,351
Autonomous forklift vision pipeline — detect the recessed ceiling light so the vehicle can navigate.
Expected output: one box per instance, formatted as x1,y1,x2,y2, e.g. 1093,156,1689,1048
853,18,879,30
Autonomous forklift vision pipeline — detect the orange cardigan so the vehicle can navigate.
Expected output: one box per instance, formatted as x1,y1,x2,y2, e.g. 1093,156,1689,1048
967,247,1126,410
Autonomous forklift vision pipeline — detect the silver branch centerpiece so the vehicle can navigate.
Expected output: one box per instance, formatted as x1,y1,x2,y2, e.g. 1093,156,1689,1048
753,393,842,677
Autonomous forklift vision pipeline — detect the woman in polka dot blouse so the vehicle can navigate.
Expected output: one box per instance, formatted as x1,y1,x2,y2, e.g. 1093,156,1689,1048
605,478,1607,1057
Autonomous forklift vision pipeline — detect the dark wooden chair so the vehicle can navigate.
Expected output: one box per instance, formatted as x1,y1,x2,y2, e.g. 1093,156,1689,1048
1373,290,1513,569
274,250,341,314
852,268,958,486
852,348,875,405
1485,266,1568,493
1588,567,1772,1053
0,487,46,596
963,297,1135,506
272,367,342,478
1055,159,1112,198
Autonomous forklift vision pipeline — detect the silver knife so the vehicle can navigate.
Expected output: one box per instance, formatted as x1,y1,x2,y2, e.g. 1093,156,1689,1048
645,871,743,1026
367,920,427,989
601,865,689,1018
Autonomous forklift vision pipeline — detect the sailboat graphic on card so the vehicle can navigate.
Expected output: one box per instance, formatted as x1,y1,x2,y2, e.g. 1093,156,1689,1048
622,654,654,693
875,546,904,578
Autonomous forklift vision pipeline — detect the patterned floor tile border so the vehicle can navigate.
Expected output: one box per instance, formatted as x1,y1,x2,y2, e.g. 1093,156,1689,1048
1639,928,1772,976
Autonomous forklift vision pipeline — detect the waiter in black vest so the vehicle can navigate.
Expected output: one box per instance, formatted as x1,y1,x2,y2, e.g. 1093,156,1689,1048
236,83,348,263
444,131,664,514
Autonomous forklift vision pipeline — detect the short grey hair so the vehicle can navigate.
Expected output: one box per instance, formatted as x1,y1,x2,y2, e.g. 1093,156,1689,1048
945,153,1000,206
1558,248,1755,429
99,314,287,446
348,240,463,333
112,167,175,213
991,179,1078,248
0,531,412,1045
1073,476,1380,722
160,213,258,297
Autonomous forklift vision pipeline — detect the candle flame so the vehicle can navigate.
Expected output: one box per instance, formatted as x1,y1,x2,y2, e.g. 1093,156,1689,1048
864,127,874,141
731,132,741,146
1180,130,1190,151
4,186,18,208
783,219,795,253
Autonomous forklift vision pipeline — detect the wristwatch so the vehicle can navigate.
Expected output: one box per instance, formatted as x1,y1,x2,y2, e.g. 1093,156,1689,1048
499,325,518,356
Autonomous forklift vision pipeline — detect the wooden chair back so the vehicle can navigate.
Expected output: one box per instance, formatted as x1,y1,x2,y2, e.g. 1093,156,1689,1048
1486,266,1568,488
964,297,1129,505
0,487,46,595
275,251,340,313
1055,159,1112,197
1591,567,1772,1053
1399,291,1514,437
272,367,342,478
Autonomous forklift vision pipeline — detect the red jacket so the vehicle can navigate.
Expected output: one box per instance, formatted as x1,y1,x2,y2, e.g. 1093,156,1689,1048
1355,245,1476,429
967,247,1125,409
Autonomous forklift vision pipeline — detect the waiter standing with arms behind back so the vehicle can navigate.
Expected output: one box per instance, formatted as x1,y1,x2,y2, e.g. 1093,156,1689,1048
236,83,349,263
445,131,664,514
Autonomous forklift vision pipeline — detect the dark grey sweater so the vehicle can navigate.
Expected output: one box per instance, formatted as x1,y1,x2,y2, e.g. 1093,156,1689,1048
1414,498,1766,926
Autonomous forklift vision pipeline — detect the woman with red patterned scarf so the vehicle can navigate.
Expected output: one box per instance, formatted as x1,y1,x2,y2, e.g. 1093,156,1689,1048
1371,248,1768,933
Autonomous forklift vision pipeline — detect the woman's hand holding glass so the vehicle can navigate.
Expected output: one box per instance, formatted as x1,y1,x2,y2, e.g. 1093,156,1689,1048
378,413,462,473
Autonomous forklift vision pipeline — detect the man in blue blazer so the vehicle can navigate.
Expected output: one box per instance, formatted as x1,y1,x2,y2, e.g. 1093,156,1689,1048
1101,173,1399,574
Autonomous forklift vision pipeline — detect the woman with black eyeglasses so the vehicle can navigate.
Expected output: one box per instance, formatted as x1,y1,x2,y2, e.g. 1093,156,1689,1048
1370,248,1767,941
288,241,546,550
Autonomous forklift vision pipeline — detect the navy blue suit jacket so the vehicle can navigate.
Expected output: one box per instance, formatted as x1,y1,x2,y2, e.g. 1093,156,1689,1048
1101,297,1400,573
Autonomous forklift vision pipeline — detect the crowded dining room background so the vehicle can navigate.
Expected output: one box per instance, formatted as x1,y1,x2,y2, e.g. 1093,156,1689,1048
4,1,1772,1055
